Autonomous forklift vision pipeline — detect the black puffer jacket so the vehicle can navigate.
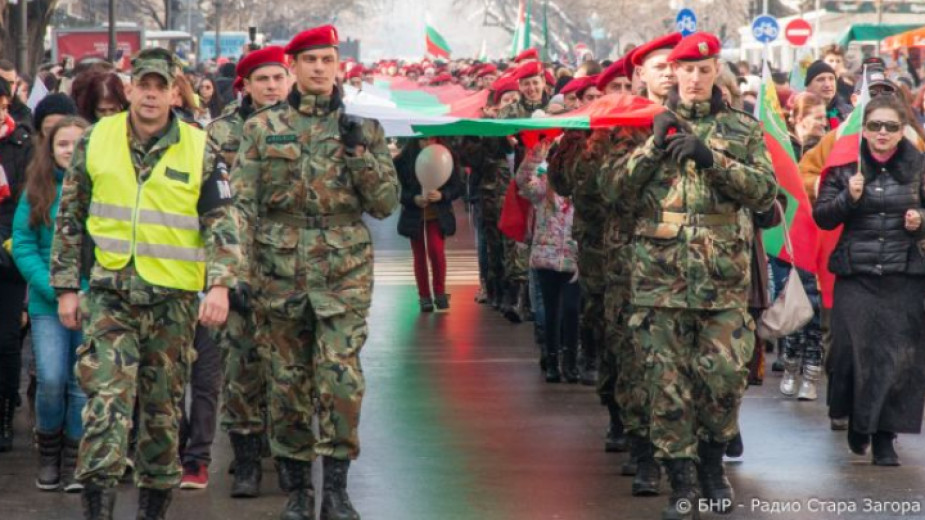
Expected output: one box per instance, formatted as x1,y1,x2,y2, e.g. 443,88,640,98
395,141,464,240
0,123,33,281
813,138,925,276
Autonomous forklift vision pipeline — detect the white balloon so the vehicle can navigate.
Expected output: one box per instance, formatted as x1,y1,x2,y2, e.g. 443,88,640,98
415,143,453,194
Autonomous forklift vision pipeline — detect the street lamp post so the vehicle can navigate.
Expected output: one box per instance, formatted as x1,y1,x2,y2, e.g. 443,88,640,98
17,0,28,75
215,0,222,60
108,0,116,62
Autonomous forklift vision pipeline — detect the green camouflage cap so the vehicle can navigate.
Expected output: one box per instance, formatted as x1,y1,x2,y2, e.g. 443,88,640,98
131,48,178,82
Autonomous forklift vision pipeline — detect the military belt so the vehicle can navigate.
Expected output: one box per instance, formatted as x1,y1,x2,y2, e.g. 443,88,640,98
645,211,736,227
263,211,361,229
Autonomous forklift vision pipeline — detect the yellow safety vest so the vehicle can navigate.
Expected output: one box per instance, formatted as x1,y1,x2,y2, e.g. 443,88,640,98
85,112,206,292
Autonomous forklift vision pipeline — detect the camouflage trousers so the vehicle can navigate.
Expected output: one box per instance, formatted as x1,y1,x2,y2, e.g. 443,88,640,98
257,307,368,462
75,290,197,489
482,218,504,291
503,236,529,283
214,308,267,434
630,307,754,460
604,283,651,437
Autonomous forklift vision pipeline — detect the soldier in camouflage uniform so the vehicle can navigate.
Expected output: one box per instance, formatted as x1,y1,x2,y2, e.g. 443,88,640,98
613,34,777,519
206,45,290,498
231,25,398,520
50,48,241,520
496,62,550,323
596,35,683,496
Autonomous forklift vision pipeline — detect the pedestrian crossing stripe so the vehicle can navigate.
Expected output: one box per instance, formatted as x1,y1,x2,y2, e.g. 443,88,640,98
374,250,480,286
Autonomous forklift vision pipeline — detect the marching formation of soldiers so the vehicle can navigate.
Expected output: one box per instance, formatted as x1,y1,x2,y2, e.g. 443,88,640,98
0,16,782,520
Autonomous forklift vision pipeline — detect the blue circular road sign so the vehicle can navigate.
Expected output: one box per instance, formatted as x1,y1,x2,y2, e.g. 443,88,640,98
676,9,697,37
752,15,780,44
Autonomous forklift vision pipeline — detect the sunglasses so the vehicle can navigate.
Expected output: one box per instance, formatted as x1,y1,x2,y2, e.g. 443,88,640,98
865,120,902,133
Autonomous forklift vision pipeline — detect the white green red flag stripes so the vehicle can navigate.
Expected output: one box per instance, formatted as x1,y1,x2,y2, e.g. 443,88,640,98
756,62,818,274
425,23,452,59
814,69,870,307
511,0,532,58
346,90,664,138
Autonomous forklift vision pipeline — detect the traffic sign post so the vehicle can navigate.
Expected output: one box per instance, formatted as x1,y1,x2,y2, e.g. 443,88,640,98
751,15,779,44
676,9,697,37
784,18,813,47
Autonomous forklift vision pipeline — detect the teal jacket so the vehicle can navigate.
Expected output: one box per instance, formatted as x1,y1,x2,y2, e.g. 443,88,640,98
12,168,85,316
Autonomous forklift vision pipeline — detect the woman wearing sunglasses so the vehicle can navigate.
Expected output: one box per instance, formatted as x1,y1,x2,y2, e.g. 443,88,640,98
814,94,925,467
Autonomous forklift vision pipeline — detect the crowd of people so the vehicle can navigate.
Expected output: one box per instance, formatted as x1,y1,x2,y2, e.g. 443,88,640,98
0,19,922,520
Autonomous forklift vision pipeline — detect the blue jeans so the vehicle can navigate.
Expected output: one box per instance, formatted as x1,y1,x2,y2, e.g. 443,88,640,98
32,314,86,439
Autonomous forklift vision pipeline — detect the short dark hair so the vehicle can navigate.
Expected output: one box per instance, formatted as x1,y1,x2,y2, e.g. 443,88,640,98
821,44,844,58
0,59,16,73
863,94,908,127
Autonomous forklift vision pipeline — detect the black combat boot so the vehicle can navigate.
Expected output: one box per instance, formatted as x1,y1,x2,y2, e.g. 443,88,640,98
544,349,561,383
499,282,515,317
503,282,526,323
230,433,263,498
604,403,628,453
278,458,314,520
697,439,734,514
62,436,84,493
725,432,743,458
81,483,116,520
662,459,700,520
0,393,15,452
579,328,598,386
872,431,900,466
35,430,62,490
631,435,661,496
560,343,579,383
321,457,360,520
137,488,172,520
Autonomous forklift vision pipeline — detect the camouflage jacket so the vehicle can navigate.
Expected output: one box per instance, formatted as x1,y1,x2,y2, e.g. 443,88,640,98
618,89,778,310
549,128,648,292
50,114,242,306
230,86,398,317
206,97,249,168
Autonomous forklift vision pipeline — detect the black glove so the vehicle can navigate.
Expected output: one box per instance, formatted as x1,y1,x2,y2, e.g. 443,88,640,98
339,113,367,151
229,282,253,315
665,133,714,169
652,111,682,149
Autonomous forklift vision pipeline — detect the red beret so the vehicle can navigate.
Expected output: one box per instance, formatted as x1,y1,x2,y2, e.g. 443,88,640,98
236,46,286,79
285,25,339,55
345,66,364,80
630,32,683,67
476,64,498,78
430,73,453,84
491,76,519,104
233,76,244,93
561,75,597,96
515,48,539,63
667,32,721,62
515,62,544,81
544,70,555,86
596,57,633,91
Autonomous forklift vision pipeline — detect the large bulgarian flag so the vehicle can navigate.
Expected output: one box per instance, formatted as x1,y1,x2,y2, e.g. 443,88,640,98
815,71,870,308
511,0,532,58
756,62,818,273
425,22,452,59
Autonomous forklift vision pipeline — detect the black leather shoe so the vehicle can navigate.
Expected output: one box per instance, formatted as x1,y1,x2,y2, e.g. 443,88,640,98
81,483,116,520
278,458,314,520
662,459,700,520
230,433,262,498
136,488,172,520
725,432,743,458
872,431,900,466
697,440,733,514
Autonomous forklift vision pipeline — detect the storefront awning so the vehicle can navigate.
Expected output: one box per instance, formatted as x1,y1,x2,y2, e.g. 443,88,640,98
837,23,923,47
881,26,925,52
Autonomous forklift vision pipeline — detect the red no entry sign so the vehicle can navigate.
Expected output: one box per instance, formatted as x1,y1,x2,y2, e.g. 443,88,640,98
785,19,813,47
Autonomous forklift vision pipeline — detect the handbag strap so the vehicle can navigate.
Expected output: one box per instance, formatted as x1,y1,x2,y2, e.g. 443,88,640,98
774,199,796,262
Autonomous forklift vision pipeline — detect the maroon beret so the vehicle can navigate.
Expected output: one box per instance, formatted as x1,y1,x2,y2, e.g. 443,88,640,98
667,32,721,62
285,25,339,55
596,57,632,91
345,65,364,80
515,61,544,81
515,48,539,63
476,64,498,78
630,32,683,67
491,76,519,104
561,75,598,97
235,46,286,79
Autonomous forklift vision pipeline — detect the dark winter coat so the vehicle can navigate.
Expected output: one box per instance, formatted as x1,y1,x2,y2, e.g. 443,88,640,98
813,138,925,277
0,123,33,281
395,143,464,240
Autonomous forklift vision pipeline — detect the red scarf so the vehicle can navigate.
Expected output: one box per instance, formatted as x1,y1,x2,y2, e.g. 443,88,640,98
0,115,15,202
